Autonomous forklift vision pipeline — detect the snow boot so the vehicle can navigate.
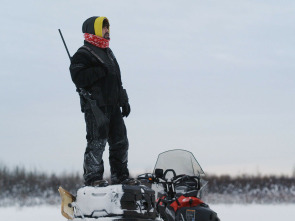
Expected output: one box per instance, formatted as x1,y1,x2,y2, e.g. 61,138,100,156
92,180,109,187
85,179,109,187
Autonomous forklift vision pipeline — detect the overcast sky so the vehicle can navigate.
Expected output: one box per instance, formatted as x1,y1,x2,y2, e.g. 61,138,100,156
0,0,294,177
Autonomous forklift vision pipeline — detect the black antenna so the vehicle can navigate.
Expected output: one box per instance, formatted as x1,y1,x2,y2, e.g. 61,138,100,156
58,29,72,61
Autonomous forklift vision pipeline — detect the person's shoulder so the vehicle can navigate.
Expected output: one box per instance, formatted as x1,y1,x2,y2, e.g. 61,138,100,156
76,45,92,55
71,45,93,61
106,48,117,60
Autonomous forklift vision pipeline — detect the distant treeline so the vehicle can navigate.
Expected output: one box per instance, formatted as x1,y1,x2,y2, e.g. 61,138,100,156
0,165,83,206
204,174,295,204
0,165,294,206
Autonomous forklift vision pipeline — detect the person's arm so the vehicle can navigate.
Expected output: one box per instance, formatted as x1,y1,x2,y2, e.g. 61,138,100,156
113,57,131,117
69,51,106,88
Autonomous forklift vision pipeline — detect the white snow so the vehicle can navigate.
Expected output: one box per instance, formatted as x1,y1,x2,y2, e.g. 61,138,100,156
0,205,63,221
0,204,294,221
211,204,295,220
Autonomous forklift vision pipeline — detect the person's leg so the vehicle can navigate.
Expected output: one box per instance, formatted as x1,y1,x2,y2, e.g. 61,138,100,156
108,106,129,184
83,106,107,185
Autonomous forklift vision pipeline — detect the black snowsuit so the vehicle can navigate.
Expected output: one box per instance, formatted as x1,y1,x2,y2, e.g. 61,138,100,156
69,20,130,185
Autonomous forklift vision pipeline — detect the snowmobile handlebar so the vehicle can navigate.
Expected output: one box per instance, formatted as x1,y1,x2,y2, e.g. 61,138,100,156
163,169,177,179
137,173,158,183
137,170,201,187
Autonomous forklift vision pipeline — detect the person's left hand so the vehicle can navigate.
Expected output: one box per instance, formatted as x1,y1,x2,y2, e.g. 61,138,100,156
121,103,131,117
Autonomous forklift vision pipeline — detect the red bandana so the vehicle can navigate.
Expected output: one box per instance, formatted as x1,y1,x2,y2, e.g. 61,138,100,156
84,33,110,48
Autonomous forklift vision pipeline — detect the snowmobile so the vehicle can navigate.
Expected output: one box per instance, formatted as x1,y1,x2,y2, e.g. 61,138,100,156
137,149,220,221
58,149,219,221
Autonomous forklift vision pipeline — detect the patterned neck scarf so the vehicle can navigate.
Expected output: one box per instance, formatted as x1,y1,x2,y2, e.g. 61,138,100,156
84,33,110,48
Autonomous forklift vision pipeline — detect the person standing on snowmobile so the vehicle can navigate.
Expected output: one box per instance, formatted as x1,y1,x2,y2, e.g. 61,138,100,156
69,16,131,186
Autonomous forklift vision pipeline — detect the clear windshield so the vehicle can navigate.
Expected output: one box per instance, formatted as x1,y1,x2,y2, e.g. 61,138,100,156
153,149,205,177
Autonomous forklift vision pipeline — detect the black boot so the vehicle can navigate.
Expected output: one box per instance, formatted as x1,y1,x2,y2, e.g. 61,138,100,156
85,179,109,187
121,178,141,186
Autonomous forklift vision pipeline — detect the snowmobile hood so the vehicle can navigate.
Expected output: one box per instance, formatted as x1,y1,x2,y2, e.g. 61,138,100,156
82,16,109,37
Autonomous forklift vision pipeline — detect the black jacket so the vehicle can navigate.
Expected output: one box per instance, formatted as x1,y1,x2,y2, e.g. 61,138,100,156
69,41,124,107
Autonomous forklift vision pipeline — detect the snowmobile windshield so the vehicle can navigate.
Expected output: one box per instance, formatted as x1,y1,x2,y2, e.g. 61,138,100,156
153,149,205,178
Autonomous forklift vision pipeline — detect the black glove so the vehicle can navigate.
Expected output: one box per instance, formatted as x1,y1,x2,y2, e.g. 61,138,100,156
119,89,130,117
121,103,131,117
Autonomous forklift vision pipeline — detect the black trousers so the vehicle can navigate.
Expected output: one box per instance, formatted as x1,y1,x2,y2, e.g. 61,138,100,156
83,103,129,185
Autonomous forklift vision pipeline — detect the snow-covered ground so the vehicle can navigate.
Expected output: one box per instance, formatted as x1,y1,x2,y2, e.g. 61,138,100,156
0,204,294,221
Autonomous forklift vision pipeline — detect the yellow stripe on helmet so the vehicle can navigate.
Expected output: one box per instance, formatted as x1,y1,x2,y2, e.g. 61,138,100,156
94,16,109,37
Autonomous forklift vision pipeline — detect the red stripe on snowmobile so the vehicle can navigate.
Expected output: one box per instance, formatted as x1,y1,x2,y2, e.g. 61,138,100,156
157,196,167,206
170,195,204,212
